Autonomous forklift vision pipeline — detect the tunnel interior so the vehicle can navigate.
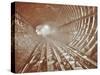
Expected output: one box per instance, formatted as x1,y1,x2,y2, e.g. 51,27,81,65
11,2,97,73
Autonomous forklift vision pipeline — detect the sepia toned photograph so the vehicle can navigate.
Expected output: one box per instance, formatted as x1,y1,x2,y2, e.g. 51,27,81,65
11,2,97,73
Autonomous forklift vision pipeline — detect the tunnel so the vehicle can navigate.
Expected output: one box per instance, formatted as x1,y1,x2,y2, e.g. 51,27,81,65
11,2,97,73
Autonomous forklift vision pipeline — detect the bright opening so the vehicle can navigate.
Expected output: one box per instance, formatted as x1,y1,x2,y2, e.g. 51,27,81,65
36,24,51,36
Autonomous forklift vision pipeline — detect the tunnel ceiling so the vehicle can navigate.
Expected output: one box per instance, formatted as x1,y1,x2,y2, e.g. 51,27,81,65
12,2,97,73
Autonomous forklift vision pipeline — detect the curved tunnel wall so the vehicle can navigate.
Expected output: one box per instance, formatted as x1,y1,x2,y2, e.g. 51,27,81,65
12,2,97,73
